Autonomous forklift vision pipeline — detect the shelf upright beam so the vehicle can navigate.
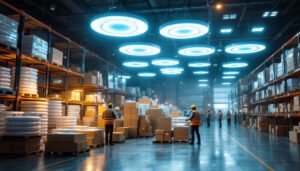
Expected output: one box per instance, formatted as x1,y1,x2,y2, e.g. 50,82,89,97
45,29,51,99
281,45,290,136
65,40,71,115
81,49,86,119
13,14,25,110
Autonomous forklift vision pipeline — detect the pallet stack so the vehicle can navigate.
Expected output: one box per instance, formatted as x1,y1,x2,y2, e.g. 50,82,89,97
123,102,138,138
154,117,172,143
76,128,104,148
138,115,152,137
289,122,300,143
12,67,38,96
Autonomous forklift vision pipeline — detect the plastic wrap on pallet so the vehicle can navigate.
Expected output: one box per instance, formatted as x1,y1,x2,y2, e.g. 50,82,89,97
22,35,48,60
0,66,12,90
286,78,299,92
0,13,18,48
285,47,299,73
275,62,284,78
11,67,38,94
269,64,275,81
50,47,63,66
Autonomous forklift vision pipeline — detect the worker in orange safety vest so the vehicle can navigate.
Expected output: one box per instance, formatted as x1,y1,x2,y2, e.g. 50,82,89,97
218,110,223,128
227,111,232,127
102,103,117,145
185,105,201,145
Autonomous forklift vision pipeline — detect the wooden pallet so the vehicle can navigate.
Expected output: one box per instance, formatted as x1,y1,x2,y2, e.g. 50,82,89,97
152,140,172,144
0,43,17,51
45,147,90,156
0,89,15,95
19,93,39,98
173,140,188,143
89,144,103,148
31,55,47,62
51,62,63,67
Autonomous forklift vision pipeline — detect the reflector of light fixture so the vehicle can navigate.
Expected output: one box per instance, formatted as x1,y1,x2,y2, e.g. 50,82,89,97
225,42,265,54
222,62,248,68
122,61,149,67
119,43,160,56
223,71,239,75
193,71,209,75
160,68,184,75
138,72,156,77
188,62,211,67
151,58,179,66
222,82,231,85
222,76,236,79
198,79,208,82
178,45,215,56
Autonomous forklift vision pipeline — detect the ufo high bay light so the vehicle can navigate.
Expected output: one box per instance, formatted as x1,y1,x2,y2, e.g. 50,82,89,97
138,72,156,77
160,68,184,75
90,13,148,37
122,61,149,68
119,43,160,56
178,45,215,56
159,20,209,39
225,42,266,54
222,62,248,68
188,62,211,67
223,71,239,75
193,71,209,75
151,58,179,66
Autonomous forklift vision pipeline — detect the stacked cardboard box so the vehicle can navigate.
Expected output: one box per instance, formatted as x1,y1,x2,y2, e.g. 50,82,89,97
114,119,123,131
269,64,275,81
274,125,287,136
138,115,152,137
275,62,284,78
286,78,299,92
23,35,48,60
46,133,87,152
285,47,299,73
50,47,63,66
116,127,130,139
289,123,300,143
124,102,138,138
158,117,172,131
113,132,125,143
173,127,188,141
257,117,268,132
76,129,104,147
89,70,103,86
116,95,125,107
0,136,41,154
61,90,81,102
148,108,165,133
172,112,180,118
97,106,107,129
138,98,151,104
293,96,300,112
84,73,97,85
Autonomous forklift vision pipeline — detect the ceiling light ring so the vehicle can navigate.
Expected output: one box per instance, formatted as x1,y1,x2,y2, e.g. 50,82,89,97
119,42,161,56
178,45,215,56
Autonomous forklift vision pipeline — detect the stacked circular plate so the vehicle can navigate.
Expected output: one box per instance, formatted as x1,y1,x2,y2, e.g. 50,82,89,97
12,67,38,94
67,105,81,119
0,104,7,111
4,116,40,136
24,112,47,136
0,66,11,90
56,116,77,129
48,100,62,129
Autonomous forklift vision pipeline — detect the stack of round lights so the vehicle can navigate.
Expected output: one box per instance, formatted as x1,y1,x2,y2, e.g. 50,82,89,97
198,79,208,82
193,71,209,75
12,67,38,94
138,72,156,77
151,58,179,66
178,45,215,56
160,68,184,75
223,71,239,75
90,13,148,37
225,42,266,54
188,62,211,67
0,66,11,90
56,116,77,129
48,100,63,129
4,116,40,136
67,105,81,119
160,20,209,39
222,76,236,79
123,61,149,68
222,62,248,68
119,43,160,56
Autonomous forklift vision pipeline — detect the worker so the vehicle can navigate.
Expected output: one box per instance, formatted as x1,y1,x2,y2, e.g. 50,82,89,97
227,111,232,127
218,110,223,128
234,112,237,125
102,103,117,145
206,109,211,127
185,105,201,145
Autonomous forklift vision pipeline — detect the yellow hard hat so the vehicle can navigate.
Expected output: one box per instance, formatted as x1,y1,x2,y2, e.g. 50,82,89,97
190,105,196,109
108,103,113,107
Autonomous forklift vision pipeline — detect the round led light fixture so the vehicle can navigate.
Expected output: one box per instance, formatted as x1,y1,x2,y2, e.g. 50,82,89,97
138,72,156,77
119,43,160,56
178,45,215,56
188,62,211,68
123,61,149,68
222,62,248,68
90,13,148,37
198,79,208,82
151,58,179,66
193,71,209,75
222,82,231,85
225,42,266,54
159,20,209,39
222,76,236,79
122,75,131,79
160,68,184,75
223,71,239,75
199,84,208,87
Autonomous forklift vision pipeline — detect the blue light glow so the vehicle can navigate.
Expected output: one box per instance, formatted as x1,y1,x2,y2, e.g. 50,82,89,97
122,75,131,79
220,28,232,33
138,72,156,77
90,13,148,37
251,27,264,32
123,61,149,67
188,62,211,67
222,82,231,85
151,58,179,66
223,62,248,68
198,79,208,82
199,84,208,87
223,71,239,75
225,42,266,54
119,43,160,56
222,76,236,79
193,71,209,75
160,68,184,75
178,45,215,56
159,20,209,39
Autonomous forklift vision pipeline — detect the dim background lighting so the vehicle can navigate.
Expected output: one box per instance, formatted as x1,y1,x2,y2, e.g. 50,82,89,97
122,75,131,79
198,79,208,82
223,62,248,68
188,62,211,67
151,58,179,66
119,43,160,56
193,71,209,75
199,84,208,87
123,61,149,67
220,28,232,33
216,3,223,10
178,45,215,56
159,20,209,39
222,82,231,85
251,27,264,32
222,76,236,79
225,42,266,54
160,68,184,75
223,71,239,75
138,72,156,77
90,13,148,37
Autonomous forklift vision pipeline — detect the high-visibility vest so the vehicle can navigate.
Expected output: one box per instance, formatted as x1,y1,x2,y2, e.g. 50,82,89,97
190,111,201,126
103,109,115,125
219,112,223,119
227,113,231,119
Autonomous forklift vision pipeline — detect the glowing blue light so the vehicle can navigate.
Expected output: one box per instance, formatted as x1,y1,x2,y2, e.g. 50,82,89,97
220,28,232,33
119,43,160,56
159,20,209,39
222,76,236,79
122,75,131,79
199,84,208,87
198,79,208,82
160,68,184,75
193,71,209,75
178,45,215,56
188,62,211,67
90,13,148,37
138,72,156,77
151,58,179,66
222,62,248,68
251,27,264,32
225,42,266,54
223,71,239,75
123,61,149,68
222,82,231,85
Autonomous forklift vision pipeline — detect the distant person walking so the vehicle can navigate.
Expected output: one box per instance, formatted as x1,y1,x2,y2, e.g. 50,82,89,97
234,112,237,125
218,110,223,128
227,111,232,127
206,109,211,127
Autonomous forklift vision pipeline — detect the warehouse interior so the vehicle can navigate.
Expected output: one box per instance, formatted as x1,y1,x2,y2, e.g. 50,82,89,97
0,0,300,170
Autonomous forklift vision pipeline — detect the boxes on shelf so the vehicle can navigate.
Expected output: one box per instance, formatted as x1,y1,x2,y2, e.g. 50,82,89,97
61,90,81,102
286,78,299,92
70,64,82,73
68,76,81,85
85,106,97,120
275,62,284,78
274,125,287,136
158,117,172,131
174,127,188,141
89,70,103,86
112,132,125,142
84,73,97,85
97,105,107,129
0,13,18,48
285,47,299,73
116,95,125,107
23,35,48,60
85,93,98,103
293,96,300,112
46,133,87,152
116,127,129,139
76,129,104,146
269,64,275,81
50,47,63,66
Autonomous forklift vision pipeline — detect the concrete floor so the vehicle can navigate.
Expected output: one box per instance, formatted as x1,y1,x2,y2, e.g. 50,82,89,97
1,121,300,171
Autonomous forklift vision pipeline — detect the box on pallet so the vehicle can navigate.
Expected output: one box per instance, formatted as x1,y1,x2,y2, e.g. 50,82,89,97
148,108,165,133
76,129,104,146
84,73,97,85
112,132,125,142
97,106,107,129
174,127,188,141
50,47,63,66
139,115,152,136
129,127,138,138
138,98,152,104
116,127,130,139
155,130,164,141
158,117,172,131
114,119,123,131
0,136,41,154
46,133,87,152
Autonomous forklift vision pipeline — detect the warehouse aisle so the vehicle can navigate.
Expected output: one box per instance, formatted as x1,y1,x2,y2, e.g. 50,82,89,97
0,122,300,171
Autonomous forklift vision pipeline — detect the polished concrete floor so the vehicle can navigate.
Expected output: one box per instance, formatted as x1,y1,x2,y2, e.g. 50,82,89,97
1,121,300,171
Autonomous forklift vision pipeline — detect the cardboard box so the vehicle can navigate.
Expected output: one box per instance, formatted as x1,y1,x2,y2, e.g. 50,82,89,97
116,127,130,139
172,112,180,118
47,133,86,143
128,127,138,138
114,119,123,131
124,102,138,109
46,141,87,152
158,117,172,131
0,136,41,154
289,131,300,143
259,126,269,132
163,131,172,141
138,98,151,104
148,108,165,133
174,127,188,141
50,47,63,66
113,132,125,142
84,73,97,85
275,126,287,136
155,130,165,141
139,131,152,137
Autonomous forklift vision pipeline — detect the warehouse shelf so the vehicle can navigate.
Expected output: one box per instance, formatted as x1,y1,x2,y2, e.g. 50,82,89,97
0,94,16,101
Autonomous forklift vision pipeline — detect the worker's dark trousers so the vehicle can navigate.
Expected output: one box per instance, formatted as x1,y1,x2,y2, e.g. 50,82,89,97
191,125,200,143
227,119,231,127
234,118,237,125
206,118,210,127
219,119,222,127
105,124,114,145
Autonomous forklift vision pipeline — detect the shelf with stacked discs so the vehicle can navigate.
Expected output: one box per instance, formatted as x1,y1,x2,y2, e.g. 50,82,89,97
0,66,12,90
4,116,41,136
48,100,63,132
67,105,81,120
0,104,7,135
55,116,77,129
11,66,38,96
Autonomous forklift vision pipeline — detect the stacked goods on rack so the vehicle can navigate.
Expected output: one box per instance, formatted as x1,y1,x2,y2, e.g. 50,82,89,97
49,47,63,66
286,78,299,92
285,47,299,73
0,13,18,48
22,35,48,60
116,95,125,107
0,104,7,135
97,105,107,129
148,108,165,133
21,101,48,137
85,93,101,103
123,102,139,138
257,116,268,132
116,127,129,139
112,132,125,143
45,133,88,153
67,105,81,119
12,67,38,95
56,116,77,129
289,123,300,143
275,61,284,78
83,106,97,126
293,96,300,112
4,116,40,136
269,64,275,81
48,100,63,130
138,115,152,137
0,66,11,90
61,90,81,102
84,71,103,86
76,128,104,147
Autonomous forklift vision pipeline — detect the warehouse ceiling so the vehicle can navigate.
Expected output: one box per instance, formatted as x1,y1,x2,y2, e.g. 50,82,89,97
3,0,300,86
